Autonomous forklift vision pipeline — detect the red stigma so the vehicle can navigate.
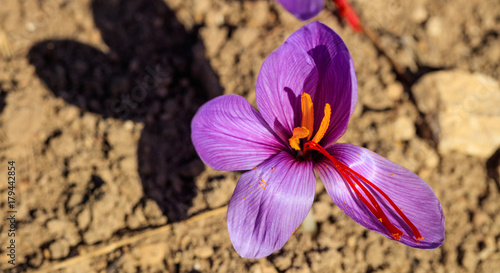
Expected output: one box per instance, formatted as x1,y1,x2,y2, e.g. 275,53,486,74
333,0,363,33
304,141,423,243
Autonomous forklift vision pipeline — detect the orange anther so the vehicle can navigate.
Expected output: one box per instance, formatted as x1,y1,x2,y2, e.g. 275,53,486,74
289,127,310,150
311,104,331,144
300,93,314,140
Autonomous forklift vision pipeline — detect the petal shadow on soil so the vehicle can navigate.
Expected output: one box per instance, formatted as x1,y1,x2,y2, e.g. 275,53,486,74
0,90,6,113
28,0,222,222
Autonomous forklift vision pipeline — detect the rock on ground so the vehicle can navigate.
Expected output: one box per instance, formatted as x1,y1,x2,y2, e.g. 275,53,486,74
413,70,500,158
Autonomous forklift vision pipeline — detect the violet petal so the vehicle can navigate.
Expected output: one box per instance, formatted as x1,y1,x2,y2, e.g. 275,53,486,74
227,151,316,258
191,95,284,171
287,22,357,146
315,143,445,249
256,42,319,144
276,0,325,21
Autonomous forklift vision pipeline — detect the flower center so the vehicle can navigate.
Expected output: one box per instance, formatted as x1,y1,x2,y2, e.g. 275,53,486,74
288,93,331,151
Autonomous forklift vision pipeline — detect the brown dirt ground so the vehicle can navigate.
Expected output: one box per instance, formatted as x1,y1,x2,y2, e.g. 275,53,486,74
0,0,499,272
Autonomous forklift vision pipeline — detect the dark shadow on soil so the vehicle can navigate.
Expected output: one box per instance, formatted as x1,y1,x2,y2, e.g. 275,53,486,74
0,90,6,113
398,65,446,147
28,0,222,222
486,148,500,192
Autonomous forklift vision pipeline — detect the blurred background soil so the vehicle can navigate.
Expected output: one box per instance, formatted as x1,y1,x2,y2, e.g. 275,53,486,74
0,0,499,272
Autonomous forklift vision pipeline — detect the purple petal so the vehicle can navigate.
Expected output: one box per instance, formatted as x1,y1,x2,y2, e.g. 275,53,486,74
191,95,285,171
256,42,318,144
315,143,445,249
227,151,316,258
287,22,358,147
276,0,324,21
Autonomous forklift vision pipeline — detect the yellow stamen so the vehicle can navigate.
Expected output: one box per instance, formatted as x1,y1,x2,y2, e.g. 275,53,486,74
311,103,331,143
289,127,309,150
300,93,314,140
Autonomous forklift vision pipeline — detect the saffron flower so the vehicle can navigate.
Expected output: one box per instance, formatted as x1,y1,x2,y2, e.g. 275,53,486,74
191,22,445,259
276,0,325,21
277,0,362,32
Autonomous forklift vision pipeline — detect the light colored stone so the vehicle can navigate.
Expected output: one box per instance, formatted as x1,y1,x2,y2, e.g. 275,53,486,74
393,116,416,141
204,176,235,209
143,199,167,226
426,17,442,37
365,243,384,268
199,26,228,57
123,120,134,131
250,264,263,273
413,70,500,158
301,210,317,235
49,239,70,259
347,235,357,248
132,243,166,266
126,206,147,229
478,253,500,273
192,0,210,16
312,202,331,222
260,259,279,273
386,82,404,100
361,77,394,110
194,246,214,259
83,192,129,244
46,219,80,246
205,10,225,27
388,138,437,172
273,255,293,271
424,149,440,168
77,207,91,229
247,2,270,27
233,27,260,48
412,6,428,24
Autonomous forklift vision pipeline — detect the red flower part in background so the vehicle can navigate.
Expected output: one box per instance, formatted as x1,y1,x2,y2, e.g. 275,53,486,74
276,0,363,33
333,0,362,32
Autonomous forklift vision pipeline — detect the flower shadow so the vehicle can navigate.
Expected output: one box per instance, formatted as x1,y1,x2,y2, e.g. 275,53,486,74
0,90,6,113
28,0,223,222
